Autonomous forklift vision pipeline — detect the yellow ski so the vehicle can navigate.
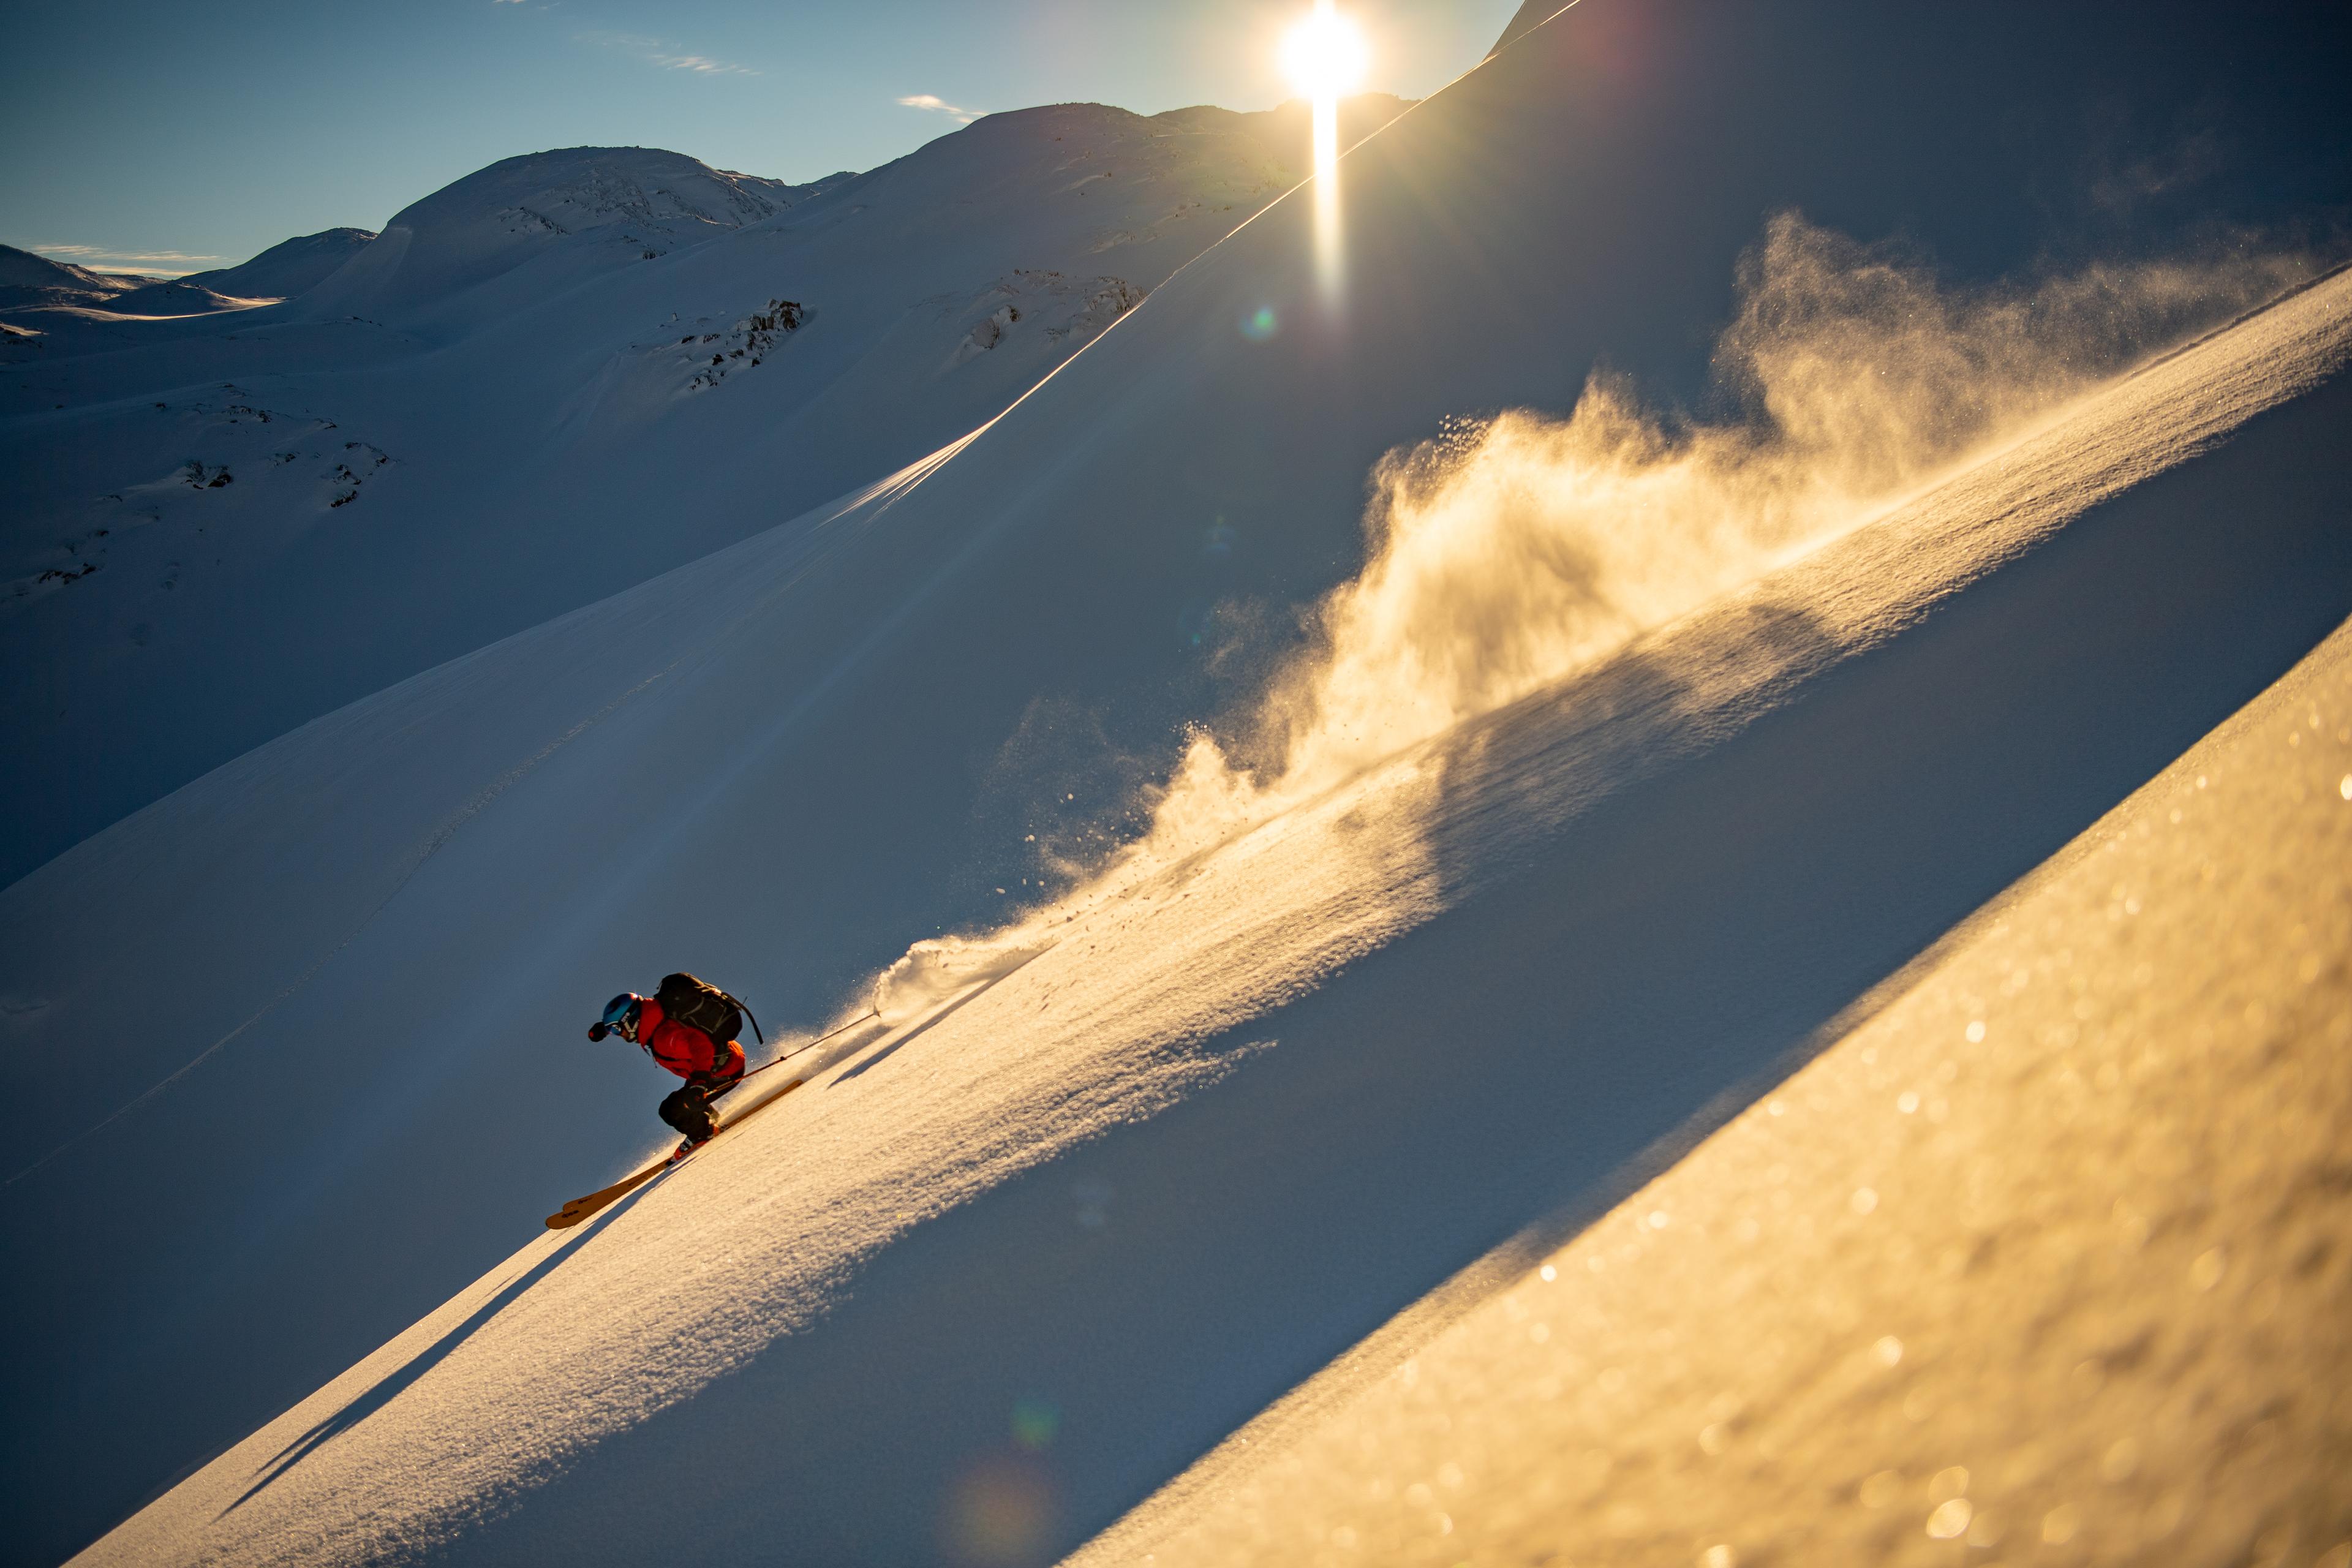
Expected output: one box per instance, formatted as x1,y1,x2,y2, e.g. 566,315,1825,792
543,1076,806,1229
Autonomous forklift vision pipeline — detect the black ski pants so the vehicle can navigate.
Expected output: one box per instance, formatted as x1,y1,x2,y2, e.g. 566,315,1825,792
658,1065,742,1140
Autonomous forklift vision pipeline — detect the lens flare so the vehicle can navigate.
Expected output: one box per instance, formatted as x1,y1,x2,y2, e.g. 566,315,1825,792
1010,1397,1060,1450
941,1454,1058,1567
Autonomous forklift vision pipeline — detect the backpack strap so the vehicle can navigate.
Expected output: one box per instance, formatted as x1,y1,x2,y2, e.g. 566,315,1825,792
725,992,764,1044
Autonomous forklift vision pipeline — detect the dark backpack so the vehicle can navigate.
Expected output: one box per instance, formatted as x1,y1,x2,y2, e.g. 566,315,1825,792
654,972,764,1046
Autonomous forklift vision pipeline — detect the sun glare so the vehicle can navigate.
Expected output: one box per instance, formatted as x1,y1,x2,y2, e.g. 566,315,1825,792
1281,1,1369,102
1278,0,1367,310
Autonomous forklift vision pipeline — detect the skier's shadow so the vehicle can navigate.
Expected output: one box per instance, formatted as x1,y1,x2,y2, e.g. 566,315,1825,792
228,971,1019,1519
827,979,999,1085
214,1188,643,1517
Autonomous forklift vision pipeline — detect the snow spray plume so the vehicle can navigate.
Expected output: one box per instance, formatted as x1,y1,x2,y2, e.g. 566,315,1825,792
873,930,1058,1023
1121,216,2314,853
859,216,2310,993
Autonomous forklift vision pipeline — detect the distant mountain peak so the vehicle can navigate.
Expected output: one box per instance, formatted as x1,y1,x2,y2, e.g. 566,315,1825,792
182,228,379,303
297,146,791,325
0,243,154,312
410,145,788,235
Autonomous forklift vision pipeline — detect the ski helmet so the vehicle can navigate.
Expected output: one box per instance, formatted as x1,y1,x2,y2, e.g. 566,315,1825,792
588,992,645,1042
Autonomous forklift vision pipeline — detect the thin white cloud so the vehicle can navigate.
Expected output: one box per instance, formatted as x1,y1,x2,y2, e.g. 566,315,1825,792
652,53,752,74
576,31,757,76
33,244,223,268
898,94,983,125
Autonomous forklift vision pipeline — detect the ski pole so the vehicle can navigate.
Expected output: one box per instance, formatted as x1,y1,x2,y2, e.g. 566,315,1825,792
722,1006,881,1094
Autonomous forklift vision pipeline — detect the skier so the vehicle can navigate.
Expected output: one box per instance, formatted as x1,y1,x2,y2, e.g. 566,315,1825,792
587,973,761,1152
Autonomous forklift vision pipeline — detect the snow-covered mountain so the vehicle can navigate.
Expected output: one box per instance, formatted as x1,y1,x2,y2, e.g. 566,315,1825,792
0,98,1412,887
179,228,379,303
0,244,160,311
0,98,1418,889
6,1,2352,1565
0,231,380,325
292,147,796,328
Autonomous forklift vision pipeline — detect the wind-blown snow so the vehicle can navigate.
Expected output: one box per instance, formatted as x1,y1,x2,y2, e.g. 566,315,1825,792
1133,216,2312,839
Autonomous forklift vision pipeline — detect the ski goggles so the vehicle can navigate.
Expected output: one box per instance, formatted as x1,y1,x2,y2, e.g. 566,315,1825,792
588,994,640,1042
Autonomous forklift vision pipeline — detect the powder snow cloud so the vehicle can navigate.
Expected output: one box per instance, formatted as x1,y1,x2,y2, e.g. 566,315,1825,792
1103,215,2315,875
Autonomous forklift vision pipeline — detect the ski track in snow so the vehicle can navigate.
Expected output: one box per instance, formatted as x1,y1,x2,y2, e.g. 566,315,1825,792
72,263,2352,1568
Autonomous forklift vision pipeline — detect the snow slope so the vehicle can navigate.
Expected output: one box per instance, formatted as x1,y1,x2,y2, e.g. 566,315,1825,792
1076,570,2352,1568
9,1,2352,1562
116,230,386,314
183,228,379,303
0,101,1396,885
65,242,2352,1568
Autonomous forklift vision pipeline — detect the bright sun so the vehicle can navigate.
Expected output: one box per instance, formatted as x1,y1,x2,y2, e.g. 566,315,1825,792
1281,2,1370,100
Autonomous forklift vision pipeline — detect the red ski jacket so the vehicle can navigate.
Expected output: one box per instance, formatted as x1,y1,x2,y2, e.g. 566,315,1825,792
636,998,744,1084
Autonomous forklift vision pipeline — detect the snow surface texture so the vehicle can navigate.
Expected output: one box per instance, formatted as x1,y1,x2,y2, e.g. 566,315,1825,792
1078,608,2352,1568
10,1,2352,1561
0,105,1390,884
65,262,2352,1568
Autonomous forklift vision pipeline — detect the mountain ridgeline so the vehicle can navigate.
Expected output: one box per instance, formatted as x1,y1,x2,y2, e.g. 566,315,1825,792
0,96,1413,889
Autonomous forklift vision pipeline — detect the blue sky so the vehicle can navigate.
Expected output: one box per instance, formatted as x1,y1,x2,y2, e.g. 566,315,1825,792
2,0,1518,275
